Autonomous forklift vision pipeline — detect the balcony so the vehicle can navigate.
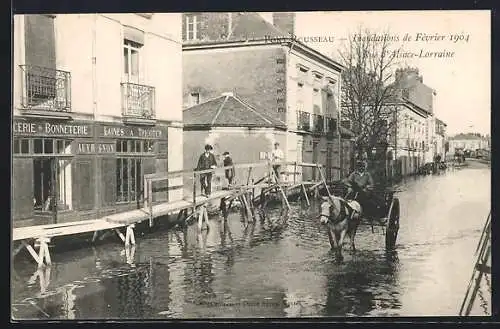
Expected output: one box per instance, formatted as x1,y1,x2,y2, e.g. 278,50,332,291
121,82,156,124
312,114,325,133
297,111,311,131
19,65,72,117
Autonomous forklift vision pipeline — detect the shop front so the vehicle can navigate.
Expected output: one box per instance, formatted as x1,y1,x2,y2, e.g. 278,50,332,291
12,118,169,228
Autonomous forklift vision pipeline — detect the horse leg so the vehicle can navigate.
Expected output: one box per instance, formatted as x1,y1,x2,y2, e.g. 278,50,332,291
327,227,336,250
333,229,343,261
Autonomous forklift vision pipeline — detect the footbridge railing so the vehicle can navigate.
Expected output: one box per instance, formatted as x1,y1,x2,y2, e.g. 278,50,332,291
143,161,341,223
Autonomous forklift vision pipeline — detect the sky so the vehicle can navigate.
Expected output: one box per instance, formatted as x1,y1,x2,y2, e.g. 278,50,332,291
260,11,491,136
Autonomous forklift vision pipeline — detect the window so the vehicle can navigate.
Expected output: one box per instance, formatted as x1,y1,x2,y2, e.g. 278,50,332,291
313,87,321,109
116,140,155,154
297,65,309,83
32,158,72,211
296,82,304,112
116,158,142,202
115,139,154,202
123,39,142,80
185,15,199,41
313,72,323,81
189,92,200,106
13,138,30,154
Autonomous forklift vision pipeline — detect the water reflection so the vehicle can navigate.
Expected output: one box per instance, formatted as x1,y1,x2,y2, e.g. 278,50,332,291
11,166,491,318
323,250,401,316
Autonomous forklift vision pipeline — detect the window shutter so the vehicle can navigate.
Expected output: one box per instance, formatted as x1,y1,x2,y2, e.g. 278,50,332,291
12,158,34,220
73,158,94,210
24,15,56,69
101,158,116,206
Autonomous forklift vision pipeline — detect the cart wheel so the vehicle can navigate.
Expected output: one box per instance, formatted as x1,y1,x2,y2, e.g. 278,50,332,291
385,197,400,250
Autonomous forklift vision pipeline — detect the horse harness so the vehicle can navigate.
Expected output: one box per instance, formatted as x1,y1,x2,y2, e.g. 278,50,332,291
322,198,355,224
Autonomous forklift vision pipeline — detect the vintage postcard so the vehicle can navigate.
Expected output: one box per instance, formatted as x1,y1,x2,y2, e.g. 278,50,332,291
11,10,491,319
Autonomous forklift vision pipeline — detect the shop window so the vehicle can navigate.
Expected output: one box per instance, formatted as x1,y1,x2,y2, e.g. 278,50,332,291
116,158,142,203
13,138,30,154
116,139,155,154
31,138,71,155
33,157,72,211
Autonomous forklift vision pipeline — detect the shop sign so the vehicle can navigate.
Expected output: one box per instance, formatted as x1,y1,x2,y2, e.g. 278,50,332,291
13,119,92,137
99,125,167,139
78,142,115,154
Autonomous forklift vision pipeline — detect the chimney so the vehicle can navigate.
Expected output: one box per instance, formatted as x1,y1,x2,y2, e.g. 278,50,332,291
272,12,295,36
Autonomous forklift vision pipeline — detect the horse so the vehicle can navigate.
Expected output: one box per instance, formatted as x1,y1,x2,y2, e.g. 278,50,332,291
319,195,362,261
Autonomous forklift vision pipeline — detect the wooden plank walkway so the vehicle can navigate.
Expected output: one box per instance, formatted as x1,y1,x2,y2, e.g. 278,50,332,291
13,190,233,241
12,160,339,267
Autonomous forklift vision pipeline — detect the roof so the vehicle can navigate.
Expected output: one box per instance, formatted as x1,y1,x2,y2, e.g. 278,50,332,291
449,133,488,140
435,117,447,126
384,97,431,118
229,12,287,40
183,93,287,129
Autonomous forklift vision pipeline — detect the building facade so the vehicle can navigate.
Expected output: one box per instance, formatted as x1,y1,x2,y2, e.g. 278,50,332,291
12,14,183,228
393,67,436,164
448,133,490,155
385,99,429,178
434,118,447,160
182,12,351,182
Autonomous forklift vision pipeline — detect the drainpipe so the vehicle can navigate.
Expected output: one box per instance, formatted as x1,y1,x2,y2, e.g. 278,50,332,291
338,81,342,180
92,14,99,218
92,14,97,121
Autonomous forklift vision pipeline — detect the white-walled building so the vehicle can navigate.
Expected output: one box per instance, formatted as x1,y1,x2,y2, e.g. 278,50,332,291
385,100,429,177
12,14,183,228
434,118,447,160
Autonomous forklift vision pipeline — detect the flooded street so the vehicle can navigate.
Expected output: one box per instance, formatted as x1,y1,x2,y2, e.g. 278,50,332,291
11,162,491,319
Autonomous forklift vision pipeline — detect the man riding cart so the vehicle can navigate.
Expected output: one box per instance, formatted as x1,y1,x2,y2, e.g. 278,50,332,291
342,160,381,216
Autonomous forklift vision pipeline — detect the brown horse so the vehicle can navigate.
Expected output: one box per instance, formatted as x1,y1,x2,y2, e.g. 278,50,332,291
319,196,362,261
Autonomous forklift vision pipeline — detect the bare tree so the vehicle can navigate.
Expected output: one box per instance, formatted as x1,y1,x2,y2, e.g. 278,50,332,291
338,26,402,161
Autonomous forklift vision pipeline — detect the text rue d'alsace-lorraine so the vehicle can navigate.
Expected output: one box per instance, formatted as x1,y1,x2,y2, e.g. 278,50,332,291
11,10,490,320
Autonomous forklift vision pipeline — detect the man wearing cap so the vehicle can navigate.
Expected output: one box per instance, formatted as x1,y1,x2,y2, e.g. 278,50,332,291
196,144,218,196
222,151,235,187
343,160,375,211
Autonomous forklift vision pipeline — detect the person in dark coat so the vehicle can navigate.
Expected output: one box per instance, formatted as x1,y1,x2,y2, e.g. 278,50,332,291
222,151,235,186
196,144,218,196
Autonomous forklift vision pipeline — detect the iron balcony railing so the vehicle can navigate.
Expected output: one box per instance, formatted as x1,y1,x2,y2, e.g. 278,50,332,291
297,111,311,131
20,65,71,112
121,82,156,119
312,114,325,133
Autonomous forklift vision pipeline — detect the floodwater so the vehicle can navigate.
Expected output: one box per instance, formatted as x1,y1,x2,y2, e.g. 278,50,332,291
11,161,491,319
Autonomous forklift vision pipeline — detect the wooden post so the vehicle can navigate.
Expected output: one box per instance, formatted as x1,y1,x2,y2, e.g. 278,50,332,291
317,164,335,205
125,224,136,247
246,166,253,185
294,161,297,184
203,205,210,230
271,166,290,210
301,183,310,207
148,179,154,227
192,172,197,212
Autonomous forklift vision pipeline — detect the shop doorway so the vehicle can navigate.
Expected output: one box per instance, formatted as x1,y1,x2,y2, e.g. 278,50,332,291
33,157,73,222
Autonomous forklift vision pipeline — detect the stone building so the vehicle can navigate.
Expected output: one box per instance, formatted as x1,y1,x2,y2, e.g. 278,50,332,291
182,12,354,182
